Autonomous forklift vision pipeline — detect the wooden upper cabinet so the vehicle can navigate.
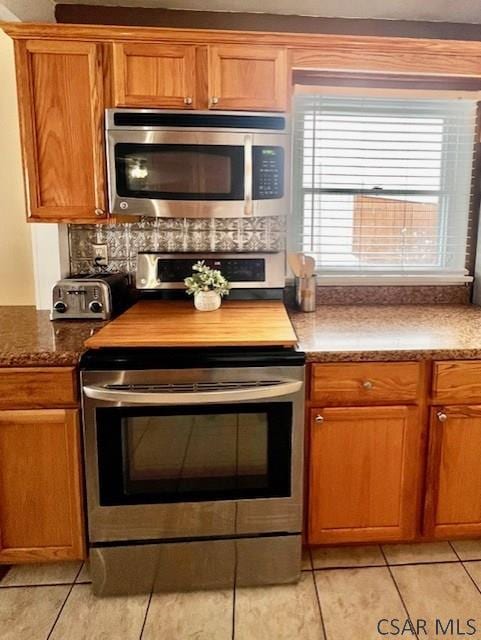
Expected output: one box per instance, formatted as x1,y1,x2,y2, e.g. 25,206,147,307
0,409,85,563
208,45,288,111
425,405,481,539
308,405,422,545
14,39,107,222
112,42,197,108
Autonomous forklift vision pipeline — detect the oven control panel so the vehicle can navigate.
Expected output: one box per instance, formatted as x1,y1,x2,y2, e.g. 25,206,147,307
157,258,265,283
136,252,285,290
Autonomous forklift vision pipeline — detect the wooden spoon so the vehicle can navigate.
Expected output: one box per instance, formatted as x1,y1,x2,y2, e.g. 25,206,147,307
303,255,316,278
287,253,303,277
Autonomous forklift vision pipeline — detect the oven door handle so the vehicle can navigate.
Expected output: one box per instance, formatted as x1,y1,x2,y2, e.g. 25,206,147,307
83,380,302,405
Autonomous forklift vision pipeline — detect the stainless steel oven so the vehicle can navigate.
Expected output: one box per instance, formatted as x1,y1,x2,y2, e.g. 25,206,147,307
81,347,305,595
106,110,289,218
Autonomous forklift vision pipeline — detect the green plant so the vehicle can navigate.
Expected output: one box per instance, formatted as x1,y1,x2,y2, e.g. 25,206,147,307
184,261,231,297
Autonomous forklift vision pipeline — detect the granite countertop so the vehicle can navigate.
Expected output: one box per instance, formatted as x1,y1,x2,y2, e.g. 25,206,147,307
0,306,105,367
290,304,481,362
3,303,481,367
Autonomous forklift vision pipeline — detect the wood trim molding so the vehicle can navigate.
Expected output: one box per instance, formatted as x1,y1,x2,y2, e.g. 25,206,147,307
290,47,481,77
2,22,481,56
3,23,481,80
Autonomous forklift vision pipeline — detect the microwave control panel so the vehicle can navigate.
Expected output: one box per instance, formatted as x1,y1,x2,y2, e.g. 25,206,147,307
253,147,284,200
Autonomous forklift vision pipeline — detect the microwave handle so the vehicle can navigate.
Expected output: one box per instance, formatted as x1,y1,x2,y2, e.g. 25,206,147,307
83,380,302,405
244,134,253,216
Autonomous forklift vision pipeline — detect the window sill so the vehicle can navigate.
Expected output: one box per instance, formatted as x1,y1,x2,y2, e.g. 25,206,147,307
289,275,473,286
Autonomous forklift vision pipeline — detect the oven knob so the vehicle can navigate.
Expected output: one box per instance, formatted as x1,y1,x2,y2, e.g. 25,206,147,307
53,300,67,314
120,201,129,210
89,300,103,313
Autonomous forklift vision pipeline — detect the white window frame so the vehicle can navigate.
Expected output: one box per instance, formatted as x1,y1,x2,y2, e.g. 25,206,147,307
292,95,479,285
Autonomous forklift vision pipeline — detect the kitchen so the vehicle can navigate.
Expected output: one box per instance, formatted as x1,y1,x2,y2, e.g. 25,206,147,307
1,1,481,638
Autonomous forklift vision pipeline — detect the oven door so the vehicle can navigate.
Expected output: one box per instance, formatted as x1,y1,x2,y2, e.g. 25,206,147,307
82,367,304,543
107,130,288,218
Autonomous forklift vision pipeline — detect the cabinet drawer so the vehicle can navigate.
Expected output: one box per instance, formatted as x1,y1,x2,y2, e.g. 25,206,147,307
433,361,481,404
0,368,77,410
311,362,421,406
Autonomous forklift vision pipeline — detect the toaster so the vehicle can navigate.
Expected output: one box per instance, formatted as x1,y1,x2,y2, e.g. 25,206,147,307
50,273,130,321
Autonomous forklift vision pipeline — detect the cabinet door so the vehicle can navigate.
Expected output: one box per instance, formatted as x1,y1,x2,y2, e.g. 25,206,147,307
14,40,107,222
308,405,422,544
0,410,85,563
112,42,197,108
425,406,481,539
208,45,287,111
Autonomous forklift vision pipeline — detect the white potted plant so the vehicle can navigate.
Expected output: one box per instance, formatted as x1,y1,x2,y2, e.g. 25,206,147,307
184,260,231,311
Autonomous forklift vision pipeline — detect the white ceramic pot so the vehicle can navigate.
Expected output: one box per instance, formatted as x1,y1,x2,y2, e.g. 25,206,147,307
194,290,222,311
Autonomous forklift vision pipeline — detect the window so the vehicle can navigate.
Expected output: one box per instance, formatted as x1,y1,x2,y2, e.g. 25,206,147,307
293,95,479,283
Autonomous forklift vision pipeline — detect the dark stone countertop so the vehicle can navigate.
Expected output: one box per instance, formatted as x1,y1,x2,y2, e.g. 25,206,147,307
289,304,481,362
3,303,481,368
0,306,105,367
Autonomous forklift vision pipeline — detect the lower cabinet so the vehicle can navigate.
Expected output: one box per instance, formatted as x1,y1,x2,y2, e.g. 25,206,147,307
308,405,423,544
0,409,85,563
425,405,481,539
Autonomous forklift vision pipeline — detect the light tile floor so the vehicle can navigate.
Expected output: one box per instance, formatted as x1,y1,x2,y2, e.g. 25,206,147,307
3,541,481,639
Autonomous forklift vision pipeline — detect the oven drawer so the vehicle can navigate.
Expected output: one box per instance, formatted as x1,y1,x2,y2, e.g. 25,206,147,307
432,361,481,404
311,362,421,406
0,367,77,410
90,534,301,595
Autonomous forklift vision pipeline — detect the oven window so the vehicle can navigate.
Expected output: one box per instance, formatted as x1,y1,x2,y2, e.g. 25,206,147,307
115,144,245,200
96,403,292,505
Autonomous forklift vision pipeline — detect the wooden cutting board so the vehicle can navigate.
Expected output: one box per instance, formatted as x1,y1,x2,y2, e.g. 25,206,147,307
85,300,298,348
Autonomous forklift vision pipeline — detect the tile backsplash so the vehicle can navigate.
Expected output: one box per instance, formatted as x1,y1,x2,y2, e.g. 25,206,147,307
68,216,286,275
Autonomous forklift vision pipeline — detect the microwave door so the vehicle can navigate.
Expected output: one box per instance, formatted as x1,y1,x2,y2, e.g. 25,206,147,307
108,130,249,218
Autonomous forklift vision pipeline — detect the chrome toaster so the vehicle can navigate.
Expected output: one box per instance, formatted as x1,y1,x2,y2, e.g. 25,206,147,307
50,273,130,321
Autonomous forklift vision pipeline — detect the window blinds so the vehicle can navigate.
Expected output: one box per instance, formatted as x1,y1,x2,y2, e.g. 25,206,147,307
292,95,479,282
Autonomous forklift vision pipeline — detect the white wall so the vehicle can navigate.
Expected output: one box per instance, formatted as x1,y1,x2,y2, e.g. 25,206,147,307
0,30,35,306
0,0,54,22
0,1,66,309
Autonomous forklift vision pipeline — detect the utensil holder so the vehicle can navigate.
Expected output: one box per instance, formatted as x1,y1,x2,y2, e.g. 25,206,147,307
295,275,316,312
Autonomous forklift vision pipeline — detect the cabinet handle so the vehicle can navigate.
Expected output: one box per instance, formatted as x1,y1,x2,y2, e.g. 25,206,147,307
184,97,193,105
94,208,105,217
210,96,219,106
244,134,253,216
362,380,374,390
437,411,448,423
314,414,324,424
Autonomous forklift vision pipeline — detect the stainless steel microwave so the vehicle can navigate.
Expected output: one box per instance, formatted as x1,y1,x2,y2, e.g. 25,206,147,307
106,109,290,218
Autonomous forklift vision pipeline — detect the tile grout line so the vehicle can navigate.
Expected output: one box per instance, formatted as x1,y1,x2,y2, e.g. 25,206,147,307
310,558,467,572
0,582,85,590
46,563,84,640
231,582,237,640
231,537,239,640
139,590,153,640
309,548,329,640
449,541,481,599
379,546,420,640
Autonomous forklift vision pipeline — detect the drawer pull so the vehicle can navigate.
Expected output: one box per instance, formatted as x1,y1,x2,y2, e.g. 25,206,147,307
314,414,324,424
184,96,193,105
362,380,374,390
437,411,448,423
